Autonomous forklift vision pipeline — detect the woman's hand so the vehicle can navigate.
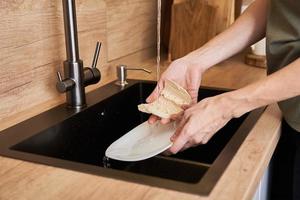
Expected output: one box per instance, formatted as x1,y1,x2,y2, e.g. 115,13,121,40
147,58,205,124
168,93,240,154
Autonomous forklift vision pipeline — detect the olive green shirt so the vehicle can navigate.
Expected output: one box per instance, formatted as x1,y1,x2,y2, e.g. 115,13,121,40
266,0,300,131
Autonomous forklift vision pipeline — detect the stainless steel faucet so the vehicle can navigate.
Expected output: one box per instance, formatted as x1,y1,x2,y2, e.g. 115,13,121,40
56,0,101,109
115,65,151,87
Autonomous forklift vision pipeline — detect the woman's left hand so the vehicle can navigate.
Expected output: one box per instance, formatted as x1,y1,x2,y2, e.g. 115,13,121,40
168,93,240,154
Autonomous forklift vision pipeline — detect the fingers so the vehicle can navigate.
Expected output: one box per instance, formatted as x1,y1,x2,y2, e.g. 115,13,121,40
180,141,194,152
181,104,192,110
170,111,184,122
148,116,175,125
148,115,160,124
170,114,188,142
160,118,171,124
169,118,192,154
161,150,172,156
169,135,188,154
187,88,199,104
148,116,173,125
168,113,214,154
201,132,214,144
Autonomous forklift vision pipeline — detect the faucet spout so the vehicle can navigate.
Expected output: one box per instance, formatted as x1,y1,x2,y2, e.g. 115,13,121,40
62,0,80,62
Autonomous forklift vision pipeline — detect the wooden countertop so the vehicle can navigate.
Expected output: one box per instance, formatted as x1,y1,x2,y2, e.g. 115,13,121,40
0,54,282,200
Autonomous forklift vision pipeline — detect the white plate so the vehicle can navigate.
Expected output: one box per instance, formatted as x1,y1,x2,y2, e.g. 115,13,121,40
105,121,176,161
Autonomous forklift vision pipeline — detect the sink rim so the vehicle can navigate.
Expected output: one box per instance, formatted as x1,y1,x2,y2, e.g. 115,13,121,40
0,79,265,196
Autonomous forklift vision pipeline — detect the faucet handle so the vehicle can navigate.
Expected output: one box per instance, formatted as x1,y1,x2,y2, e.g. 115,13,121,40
83,41,102,86
91,42,101,69
57,71,63,82
56,71,75,93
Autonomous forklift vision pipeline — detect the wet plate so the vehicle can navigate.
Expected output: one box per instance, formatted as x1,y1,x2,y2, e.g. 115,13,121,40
105,121,176,161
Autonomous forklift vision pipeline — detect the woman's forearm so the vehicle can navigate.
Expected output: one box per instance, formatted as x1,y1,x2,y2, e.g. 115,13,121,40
227,58,300,117
183,0,268,70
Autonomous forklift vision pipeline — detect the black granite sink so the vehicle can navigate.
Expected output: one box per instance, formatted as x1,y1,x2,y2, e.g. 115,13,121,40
0,80,264,195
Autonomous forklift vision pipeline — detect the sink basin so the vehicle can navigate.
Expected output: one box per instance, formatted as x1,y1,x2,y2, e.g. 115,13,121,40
0,80,264,195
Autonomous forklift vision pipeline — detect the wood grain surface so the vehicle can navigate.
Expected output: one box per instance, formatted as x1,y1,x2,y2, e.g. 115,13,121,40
0,0,157,124
106,0,157,61
167,0,235,60
208,0,235,34
169,0,217,60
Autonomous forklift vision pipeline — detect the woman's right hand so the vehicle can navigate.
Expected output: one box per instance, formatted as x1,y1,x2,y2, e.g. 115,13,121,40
146,58,205,124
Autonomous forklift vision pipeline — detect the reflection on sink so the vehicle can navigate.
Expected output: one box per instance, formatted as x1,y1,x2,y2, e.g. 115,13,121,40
0,80,264,195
